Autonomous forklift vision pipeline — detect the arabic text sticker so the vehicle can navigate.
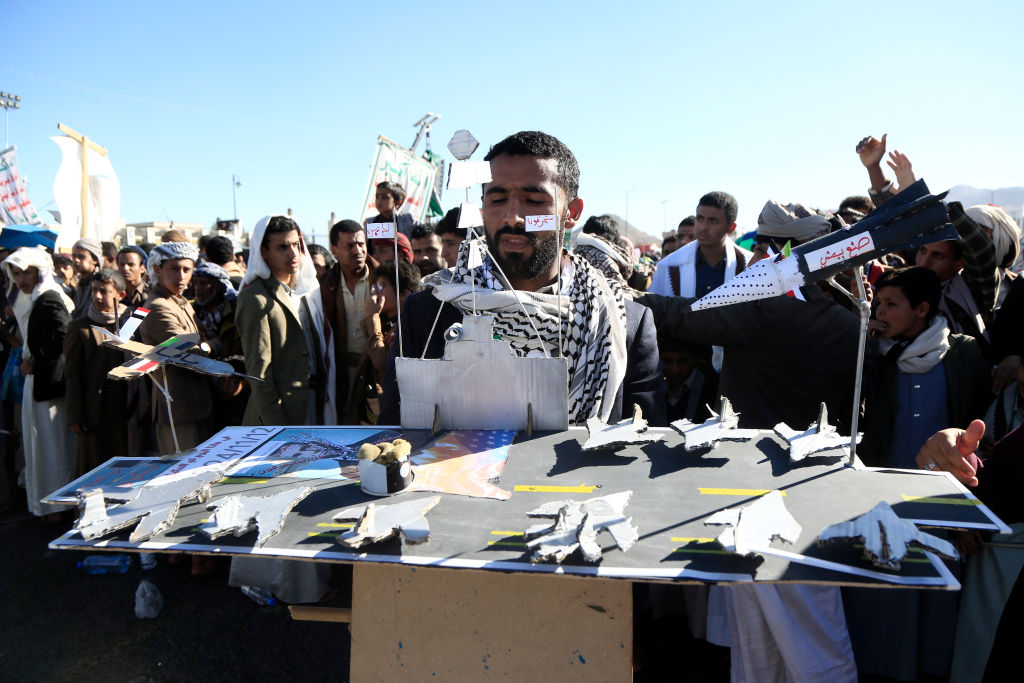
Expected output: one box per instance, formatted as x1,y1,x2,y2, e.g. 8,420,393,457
366,222,395,239
804,233,876,272
525,215,557,232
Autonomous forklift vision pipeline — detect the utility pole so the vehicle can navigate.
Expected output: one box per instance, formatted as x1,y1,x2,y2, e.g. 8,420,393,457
1,92,20,148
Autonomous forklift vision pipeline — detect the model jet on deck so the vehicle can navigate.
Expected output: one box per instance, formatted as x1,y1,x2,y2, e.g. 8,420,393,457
94,307,258,381
670,397,762,452
691,180,955,310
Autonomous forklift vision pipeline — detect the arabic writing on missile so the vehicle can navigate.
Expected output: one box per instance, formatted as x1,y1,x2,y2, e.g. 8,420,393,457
805,233,876,272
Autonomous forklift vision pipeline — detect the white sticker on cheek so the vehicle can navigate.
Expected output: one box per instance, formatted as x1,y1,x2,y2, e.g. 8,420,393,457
525,215,557,232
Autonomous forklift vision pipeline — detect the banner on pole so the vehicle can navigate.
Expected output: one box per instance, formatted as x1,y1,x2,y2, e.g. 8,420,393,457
0,145,42,226
358,136,439,224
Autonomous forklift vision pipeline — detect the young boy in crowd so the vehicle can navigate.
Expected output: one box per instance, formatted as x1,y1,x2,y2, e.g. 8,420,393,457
657,334,717,423
860,266,991,468
851,266,992,679
64,269,130,476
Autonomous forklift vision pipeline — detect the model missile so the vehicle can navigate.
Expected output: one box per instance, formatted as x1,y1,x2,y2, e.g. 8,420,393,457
691,180,955,310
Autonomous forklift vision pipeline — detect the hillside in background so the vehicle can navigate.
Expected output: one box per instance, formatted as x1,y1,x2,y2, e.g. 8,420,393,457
945,185,1024,224
600,213,661,246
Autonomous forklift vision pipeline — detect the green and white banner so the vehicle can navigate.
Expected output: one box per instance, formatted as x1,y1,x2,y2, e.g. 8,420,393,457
359,136,439,223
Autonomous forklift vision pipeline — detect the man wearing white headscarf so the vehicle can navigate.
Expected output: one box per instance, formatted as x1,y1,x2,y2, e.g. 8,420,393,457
1,248,76,517
229,214,334,604
235,214,335,426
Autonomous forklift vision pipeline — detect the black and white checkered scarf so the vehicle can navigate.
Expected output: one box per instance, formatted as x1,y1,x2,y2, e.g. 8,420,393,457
423,235,628,424
573,232,633,287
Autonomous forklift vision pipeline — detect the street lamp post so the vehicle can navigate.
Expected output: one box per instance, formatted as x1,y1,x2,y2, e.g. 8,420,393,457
0,92,21,148
625,188,638,236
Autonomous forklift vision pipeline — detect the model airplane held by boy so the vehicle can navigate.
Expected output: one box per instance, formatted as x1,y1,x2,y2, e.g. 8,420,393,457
94,307,260,382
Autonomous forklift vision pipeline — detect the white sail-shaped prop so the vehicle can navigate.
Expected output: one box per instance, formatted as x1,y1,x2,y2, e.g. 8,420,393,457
52,134,121,249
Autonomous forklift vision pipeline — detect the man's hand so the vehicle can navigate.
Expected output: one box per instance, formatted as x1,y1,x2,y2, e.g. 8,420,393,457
856,134,888,168
886,150,916,193
991,355,1020,393
365,284,385,318
952,529,986,556
867,318,887,337
20,359,32,376
915,419,985,487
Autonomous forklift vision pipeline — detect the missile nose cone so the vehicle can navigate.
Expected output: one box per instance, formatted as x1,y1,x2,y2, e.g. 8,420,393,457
691,256,804,310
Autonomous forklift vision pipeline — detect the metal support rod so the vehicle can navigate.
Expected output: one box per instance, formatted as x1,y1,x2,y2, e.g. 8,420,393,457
848,266,871,465
150,367,181,454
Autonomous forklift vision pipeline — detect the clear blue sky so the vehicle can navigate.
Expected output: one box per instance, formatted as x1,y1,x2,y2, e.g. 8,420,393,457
4,1,1024,244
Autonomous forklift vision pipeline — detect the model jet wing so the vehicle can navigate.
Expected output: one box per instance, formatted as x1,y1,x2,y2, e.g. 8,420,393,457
107,334,202,380
103,327,263,383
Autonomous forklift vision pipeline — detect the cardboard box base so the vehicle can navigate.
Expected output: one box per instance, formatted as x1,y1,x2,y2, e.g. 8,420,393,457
350,563,633,681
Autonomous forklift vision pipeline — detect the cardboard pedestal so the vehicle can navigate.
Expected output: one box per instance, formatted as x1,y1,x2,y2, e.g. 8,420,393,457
350,563,632,681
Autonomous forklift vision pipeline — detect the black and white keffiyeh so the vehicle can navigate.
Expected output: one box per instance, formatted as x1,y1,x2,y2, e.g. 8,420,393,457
422,235,628,424
573,232,633,287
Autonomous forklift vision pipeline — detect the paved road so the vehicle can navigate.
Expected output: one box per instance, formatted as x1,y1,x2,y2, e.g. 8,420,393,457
0,496,351,683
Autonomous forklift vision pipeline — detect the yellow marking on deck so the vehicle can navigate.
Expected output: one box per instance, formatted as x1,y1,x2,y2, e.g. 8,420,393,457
308,531,344,538
901,494,979,506
487,541,526,548
491,531,524,536
514,484,598,493
221,477,268,484
671,547,731,556
698,488,786,496
670,537,716,544
316,522,355,528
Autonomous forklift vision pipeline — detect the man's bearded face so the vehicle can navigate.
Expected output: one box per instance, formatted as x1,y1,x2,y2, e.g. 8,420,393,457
485,223,560,281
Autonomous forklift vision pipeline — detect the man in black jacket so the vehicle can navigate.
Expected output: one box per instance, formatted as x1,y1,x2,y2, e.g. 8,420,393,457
2,248,76,519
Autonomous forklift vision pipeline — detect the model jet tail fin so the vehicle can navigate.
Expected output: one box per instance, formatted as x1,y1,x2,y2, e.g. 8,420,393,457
118,307,149,341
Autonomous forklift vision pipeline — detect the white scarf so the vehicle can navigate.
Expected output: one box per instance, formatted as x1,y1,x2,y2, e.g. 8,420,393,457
245,214,336,425
649,237,750,297
879,315,950,374
423,236,628,424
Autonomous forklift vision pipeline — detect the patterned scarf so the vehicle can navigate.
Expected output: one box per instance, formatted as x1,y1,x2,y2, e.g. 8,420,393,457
574,232,633,287
422,235,628,423
147,241,199,284
87,300,125,327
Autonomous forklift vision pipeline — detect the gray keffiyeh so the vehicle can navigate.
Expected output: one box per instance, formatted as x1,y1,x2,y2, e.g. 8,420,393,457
147,241,199,283
422,235,628,424
194,262,238,303
757,200,831,242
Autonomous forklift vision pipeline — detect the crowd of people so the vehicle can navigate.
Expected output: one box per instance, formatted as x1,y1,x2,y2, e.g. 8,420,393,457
0,129,1021,681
